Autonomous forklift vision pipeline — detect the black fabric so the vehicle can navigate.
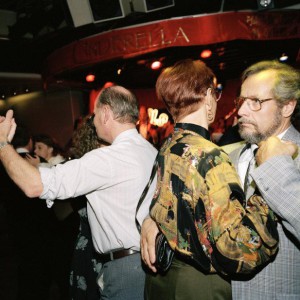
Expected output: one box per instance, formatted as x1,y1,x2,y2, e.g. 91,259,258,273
0,161,57,300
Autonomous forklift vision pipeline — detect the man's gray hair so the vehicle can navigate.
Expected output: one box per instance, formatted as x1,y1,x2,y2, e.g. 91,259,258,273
242,60,300,121
96,85,139,124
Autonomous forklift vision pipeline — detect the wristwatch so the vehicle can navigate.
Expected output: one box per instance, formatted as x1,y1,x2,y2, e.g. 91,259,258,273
0,141,10,150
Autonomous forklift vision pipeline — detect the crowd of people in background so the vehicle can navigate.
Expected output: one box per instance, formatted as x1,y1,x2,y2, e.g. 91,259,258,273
0,59,299,300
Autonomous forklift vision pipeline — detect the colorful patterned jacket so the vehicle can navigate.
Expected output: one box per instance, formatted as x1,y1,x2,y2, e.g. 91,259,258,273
150,123,278,275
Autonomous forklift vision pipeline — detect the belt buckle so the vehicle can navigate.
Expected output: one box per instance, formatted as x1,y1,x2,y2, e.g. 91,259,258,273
110,252,114,261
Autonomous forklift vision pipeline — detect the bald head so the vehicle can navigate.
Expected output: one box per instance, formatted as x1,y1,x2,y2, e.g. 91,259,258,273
96,85,139,124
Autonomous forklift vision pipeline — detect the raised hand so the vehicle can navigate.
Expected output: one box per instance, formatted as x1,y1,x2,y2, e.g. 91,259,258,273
256,136,298,165
0,110,17,143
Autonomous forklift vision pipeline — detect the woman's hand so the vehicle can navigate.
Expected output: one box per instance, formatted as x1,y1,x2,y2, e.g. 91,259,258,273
140,217,159,273
26,154,41,167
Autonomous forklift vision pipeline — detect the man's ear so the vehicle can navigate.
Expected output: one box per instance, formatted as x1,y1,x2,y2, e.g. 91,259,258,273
103,105,112,124
282,100,297,118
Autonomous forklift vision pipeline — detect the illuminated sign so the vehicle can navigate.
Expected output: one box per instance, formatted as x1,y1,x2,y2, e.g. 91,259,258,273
148,108,169,127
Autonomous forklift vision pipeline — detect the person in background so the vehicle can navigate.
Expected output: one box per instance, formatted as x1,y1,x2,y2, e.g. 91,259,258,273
141,59,279,300
11,127,34,157
11,127,47,163
68,114,109,300
229,60,300,300
29,134,65,167
0,85,158,300
25,132,79,300
0,127,56,300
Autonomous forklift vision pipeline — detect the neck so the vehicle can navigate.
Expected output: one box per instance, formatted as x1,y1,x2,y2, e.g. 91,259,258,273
110,123,136,143
273,119,292,136
177,108,208,130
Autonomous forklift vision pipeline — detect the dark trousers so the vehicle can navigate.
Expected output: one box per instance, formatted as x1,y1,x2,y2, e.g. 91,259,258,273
145,256,232,300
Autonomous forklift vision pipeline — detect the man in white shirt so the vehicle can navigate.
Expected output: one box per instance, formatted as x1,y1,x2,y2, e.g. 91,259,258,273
0,85,158,300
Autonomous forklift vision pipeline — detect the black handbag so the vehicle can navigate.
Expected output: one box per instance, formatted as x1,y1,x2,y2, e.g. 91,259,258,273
154,232,174,272
135,154,174,273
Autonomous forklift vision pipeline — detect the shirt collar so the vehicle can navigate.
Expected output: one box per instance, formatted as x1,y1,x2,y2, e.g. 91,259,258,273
112,128,138,145
16,147,29,153
278,127,289,140
175,123,211,141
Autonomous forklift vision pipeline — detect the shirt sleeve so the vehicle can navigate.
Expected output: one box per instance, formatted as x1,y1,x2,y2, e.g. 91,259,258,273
40,149,112,201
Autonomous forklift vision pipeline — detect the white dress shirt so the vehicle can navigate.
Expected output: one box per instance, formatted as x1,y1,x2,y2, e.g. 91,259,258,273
39,129,157,253
238,129,287,188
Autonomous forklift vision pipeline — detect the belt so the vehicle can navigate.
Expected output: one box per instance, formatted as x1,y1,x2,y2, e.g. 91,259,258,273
97,249,139,264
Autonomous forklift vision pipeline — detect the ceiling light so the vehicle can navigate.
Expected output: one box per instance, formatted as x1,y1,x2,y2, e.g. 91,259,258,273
257,0,274,9
200,49,212,59
151,61,162,70
86,74,95,82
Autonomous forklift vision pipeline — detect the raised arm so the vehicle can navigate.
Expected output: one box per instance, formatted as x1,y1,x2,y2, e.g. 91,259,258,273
254,136,300,241
0,110,43,197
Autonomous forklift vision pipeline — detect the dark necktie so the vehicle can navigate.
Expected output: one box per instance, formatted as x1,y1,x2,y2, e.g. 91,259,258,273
244,147,258,196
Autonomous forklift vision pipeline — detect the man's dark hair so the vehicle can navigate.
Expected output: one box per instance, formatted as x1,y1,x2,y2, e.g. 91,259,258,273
11,127,31,149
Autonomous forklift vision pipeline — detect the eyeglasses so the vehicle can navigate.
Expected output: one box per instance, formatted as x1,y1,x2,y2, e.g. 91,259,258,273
214,88,222,102
234,96,274,111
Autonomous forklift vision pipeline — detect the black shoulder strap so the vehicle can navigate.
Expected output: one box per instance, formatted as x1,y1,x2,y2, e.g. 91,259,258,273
135,153,159,233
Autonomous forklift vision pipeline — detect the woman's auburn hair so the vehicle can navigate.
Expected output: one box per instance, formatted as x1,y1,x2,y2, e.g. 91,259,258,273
156,59,215,121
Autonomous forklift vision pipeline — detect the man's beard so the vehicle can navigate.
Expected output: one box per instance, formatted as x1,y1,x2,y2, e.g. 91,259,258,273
238,110,282,144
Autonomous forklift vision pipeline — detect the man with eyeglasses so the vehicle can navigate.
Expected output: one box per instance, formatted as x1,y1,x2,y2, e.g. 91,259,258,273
229,60,300,300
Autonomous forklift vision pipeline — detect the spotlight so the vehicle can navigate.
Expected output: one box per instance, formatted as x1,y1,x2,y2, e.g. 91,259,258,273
200,49,212,59
150,61,162,70
257,0,274,10
86,74,95,82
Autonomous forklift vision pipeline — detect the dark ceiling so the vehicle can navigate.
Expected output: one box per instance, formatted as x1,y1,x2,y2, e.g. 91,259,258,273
0,0,299,96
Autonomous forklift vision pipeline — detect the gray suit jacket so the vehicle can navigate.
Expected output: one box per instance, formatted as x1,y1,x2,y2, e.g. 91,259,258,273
230,125,300,300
